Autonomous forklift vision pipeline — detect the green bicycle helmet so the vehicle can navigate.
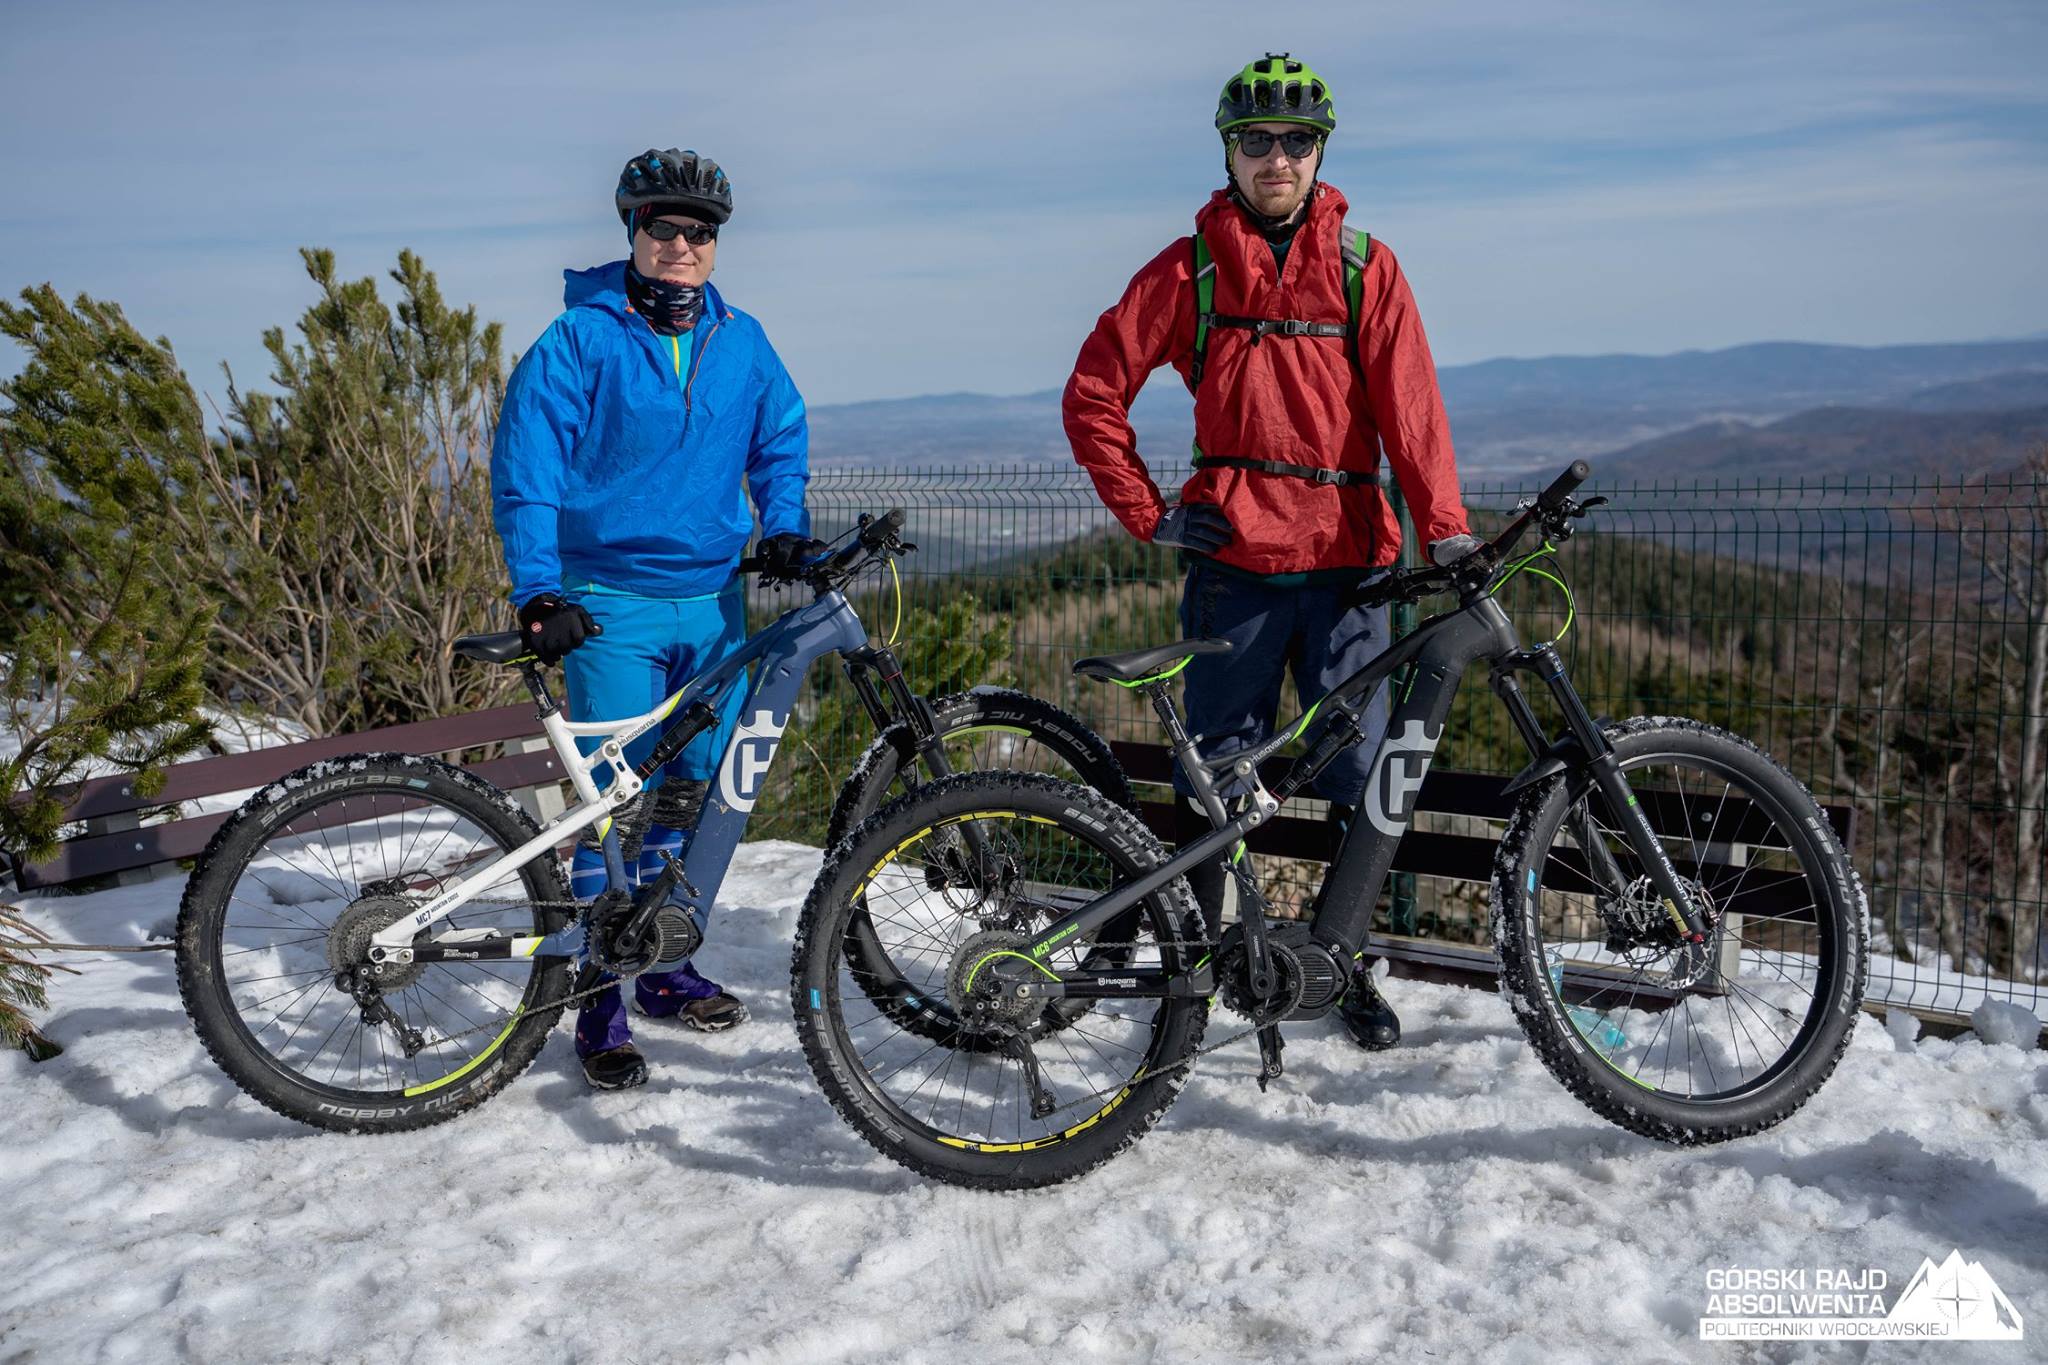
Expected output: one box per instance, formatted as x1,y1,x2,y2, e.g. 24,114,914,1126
1215,53,1337,138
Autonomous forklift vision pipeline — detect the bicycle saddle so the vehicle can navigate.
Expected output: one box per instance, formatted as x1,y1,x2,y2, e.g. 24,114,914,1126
1072,638,1232,684
452,631,530,664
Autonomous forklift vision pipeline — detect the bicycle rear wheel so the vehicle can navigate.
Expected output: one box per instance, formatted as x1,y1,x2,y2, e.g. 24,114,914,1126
830,689,1135,1047
176,753,573,1132
1492,718,1866,1143
793,772,1208,1189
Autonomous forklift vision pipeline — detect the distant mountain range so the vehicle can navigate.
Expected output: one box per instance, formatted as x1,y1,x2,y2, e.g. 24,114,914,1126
805,338,2048,481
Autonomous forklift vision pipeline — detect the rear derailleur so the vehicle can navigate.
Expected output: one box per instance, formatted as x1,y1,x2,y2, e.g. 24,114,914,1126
337,968,427,1057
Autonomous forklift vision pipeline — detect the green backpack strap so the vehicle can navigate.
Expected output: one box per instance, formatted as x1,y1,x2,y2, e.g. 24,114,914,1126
1188,233,1218,395
1342,227,1371,366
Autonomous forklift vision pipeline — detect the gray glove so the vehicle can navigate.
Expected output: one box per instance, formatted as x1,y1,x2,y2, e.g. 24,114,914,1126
1428,534,1485,568
1153,503,1235,554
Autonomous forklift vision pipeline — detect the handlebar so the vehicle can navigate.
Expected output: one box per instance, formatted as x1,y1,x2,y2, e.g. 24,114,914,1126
738,506,911,590
1537,459,1591,512
1352,460,1599,609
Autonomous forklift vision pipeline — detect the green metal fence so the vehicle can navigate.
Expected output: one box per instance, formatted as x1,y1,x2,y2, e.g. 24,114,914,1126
753,465,2046,1028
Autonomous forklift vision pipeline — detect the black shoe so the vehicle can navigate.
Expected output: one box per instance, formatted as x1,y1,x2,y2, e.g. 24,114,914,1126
1337,968,1401,1051
581,1042,648,1090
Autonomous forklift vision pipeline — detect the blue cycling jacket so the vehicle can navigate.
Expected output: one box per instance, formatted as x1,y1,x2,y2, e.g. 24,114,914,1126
491,261,810,604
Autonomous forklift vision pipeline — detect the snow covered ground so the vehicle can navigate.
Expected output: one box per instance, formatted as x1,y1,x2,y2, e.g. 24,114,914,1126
5,840,2046,1363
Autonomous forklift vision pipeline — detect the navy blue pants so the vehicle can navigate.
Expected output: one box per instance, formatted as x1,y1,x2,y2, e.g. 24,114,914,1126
1174,559,1392,808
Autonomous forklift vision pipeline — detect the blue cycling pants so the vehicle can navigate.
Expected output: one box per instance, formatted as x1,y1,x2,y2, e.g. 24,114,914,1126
562,582,747,1055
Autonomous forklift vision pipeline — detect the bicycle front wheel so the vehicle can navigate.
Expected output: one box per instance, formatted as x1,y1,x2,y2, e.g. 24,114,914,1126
793,772,1208,1190
176,753,573,1133
1492,717,1867,1144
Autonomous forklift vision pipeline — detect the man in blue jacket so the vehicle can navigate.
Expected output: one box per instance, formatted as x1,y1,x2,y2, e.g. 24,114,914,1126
491,148,817,1091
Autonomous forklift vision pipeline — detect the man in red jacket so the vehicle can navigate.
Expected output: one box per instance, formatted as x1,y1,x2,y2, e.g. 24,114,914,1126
1063,53,1480,1050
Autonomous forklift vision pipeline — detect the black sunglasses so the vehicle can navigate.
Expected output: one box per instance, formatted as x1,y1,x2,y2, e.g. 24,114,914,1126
1232,128,1322,159
642,219,718,245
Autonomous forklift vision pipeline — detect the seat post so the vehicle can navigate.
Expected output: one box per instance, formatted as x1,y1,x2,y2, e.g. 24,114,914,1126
1141,680,1192,749
518,661,561,718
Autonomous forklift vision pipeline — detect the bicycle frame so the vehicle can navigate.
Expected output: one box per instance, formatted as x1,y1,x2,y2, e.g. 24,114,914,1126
987,587,1710,1005
367,587,877,968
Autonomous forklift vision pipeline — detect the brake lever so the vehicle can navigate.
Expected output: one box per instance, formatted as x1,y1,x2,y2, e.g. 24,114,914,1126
1571,496,1610,517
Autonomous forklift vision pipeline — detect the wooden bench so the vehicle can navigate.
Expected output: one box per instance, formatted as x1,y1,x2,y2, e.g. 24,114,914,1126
1113,738,1857,986
10,706,568,891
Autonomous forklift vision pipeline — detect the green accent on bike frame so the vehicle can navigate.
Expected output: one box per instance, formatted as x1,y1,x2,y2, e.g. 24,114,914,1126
1495,541,1577,643
1031,921,1082,959
1111,654,1194,688
1284,698,1324,744
966,949,1062,993
402,1012,522,1097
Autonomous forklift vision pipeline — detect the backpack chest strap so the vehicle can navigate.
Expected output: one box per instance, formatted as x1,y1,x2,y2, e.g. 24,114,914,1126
1199,313,1351,343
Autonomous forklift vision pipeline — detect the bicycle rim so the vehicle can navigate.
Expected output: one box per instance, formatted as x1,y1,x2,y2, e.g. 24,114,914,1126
1528,751,1848,1103
202,783,557,1101
823,810,1182,1151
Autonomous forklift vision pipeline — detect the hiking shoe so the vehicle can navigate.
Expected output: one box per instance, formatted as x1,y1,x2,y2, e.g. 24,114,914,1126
581,1042,648,1091
634,989,749,1033
1337,968,1401,1051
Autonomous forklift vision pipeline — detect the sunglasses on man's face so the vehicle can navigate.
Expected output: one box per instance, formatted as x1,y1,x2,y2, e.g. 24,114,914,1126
1232,128,1321,159
642,219,718,245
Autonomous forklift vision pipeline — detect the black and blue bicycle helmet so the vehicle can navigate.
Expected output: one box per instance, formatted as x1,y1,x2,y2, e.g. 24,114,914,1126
616,148,733,228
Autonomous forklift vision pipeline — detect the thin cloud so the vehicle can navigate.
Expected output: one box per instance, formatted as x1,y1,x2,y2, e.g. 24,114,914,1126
2,0,2043,403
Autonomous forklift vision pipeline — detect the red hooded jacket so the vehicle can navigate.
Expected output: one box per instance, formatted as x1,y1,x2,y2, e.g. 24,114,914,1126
1063,184,1469,574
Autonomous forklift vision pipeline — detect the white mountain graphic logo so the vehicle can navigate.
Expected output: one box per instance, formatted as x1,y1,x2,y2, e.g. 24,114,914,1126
1888,1250,2024,1340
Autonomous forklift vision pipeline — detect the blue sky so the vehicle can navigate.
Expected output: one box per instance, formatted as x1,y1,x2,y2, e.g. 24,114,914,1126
3,0,2045,406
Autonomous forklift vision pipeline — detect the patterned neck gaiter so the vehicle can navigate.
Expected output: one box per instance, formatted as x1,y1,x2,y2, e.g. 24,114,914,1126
624,266,704,335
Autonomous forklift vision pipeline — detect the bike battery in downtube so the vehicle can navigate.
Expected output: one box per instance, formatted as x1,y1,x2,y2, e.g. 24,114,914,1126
636,700,720,780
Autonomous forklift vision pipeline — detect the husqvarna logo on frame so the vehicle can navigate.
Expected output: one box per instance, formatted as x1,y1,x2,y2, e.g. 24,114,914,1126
718,709,788,813
1365,720,1442,835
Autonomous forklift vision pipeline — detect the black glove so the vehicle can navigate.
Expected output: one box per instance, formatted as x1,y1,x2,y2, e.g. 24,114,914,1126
756,531,829,578
1152,503,1235,555
517,593,597,665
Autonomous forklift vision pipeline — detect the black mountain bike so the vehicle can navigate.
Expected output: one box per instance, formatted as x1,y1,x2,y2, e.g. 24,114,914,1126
792,463,1869,1189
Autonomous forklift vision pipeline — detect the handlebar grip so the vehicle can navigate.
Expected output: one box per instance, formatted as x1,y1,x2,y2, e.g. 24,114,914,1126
863,507,906,546
736,556,765,574
1537,460,1592,511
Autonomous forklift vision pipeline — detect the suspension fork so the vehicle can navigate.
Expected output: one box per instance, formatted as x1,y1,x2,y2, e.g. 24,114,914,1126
843,644,997,873
846,645,954,780
1515,645,1711,942
1489,665,1631,901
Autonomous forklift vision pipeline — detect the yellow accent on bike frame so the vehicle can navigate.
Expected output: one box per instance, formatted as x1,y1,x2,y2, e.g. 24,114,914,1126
886,557,904,646
402,1012,523,1096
